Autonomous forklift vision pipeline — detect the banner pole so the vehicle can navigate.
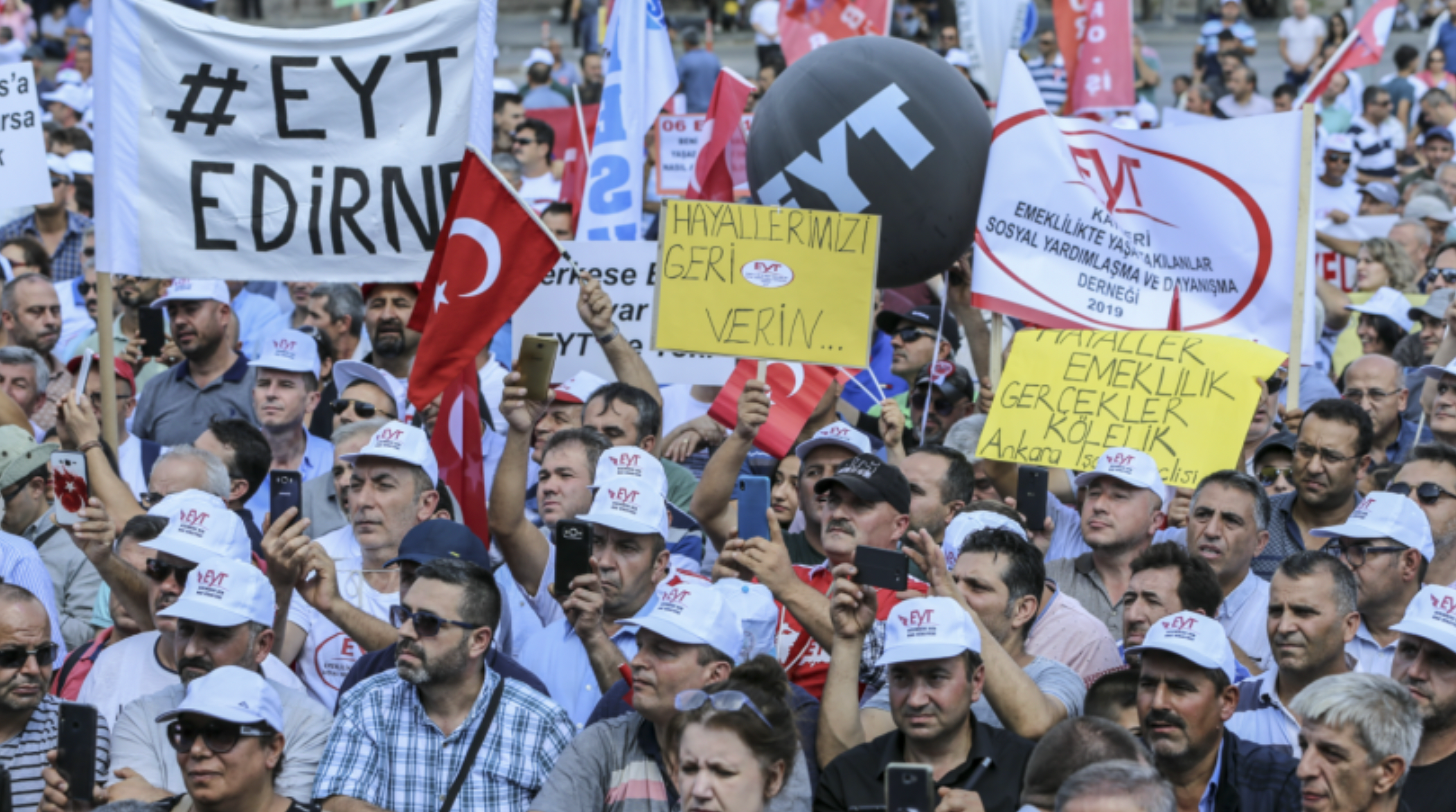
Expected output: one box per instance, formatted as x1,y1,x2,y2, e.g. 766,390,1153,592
1289,103,1316,410
989,312,1003,388
96,272,119,452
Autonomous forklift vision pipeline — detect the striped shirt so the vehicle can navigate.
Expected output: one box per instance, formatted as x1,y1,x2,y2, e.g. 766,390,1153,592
1026,55,1067,112
1347,116,1406,178
313,667,574,812
0,531,68,659
1,696,111,812
1228,667,1301,756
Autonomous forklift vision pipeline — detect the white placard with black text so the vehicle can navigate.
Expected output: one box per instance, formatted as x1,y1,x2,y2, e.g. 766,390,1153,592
0,63,51,209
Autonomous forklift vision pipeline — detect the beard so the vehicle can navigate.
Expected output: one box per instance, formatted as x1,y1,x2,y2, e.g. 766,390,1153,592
181,329,223,362
0,670,46,713
372,319,409,359
397,635,470,686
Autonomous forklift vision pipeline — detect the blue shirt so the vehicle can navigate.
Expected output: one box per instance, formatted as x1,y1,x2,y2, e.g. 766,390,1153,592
677,49,722,114
243,431,335,520
0,531,67,659
516,595,654,728
1438,21,1456,80
230,289,290,360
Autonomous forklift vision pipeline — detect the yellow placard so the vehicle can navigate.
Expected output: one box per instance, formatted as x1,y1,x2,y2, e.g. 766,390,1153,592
652,200,879,368
976,330,1288,487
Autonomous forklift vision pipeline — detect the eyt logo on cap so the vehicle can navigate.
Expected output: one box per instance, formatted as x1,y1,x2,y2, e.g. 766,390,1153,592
897,608,939,639
659,587,690,616
1106,451,1137,472
609,486,640,503
825,425,852,438
376,428,405,448
608,450,643,475
178,509,211,538
1163,615,1198,632
196,568,230,599
900,608,936,626
1353,497,1376,519
272,339,297,355
1433,593,1456,615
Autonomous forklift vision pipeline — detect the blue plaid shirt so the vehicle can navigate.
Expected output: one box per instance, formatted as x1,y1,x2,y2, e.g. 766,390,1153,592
0,210,92,281
312,667,574,812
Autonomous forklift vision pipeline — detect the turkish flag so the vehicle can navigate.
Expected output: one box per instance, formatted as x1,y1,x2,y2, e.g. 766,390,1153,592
778,0,888,64
709,360,837,458
687,69,754,203
558,103,600,235
432,363,491,551
1297,0,1398,105
408,147,563,410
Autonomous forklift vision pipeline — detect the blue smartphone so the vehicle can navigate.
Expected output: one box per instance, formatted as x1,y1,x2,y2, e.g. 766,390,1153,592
736,475,772,541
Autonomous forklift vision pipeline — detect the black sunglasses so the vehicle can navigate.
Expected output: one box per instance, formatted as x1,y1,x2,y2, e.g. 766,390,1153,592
145,558,196,585
513,137,538,146
1258,465,1293,486
1325,153,1352,164
892,327,933,343
167,720,271,755
0,643,58,670
1427,268,1456,285
1388,481,1456,505
332,399,395,420
1323,539,1410,568
390,605,480,638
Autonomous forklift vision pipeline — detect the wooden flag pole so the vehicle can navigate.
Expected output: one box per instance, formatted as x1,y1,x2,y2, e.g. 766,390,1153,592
1289,103,1316,408
96,272,118,452
989,313,1004,387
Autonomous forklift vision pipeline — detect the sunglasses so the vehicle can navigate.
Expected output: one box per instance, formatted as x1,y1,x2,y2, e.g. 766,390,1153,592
0,642,59,670
892,327,933,344
912,389,956,416
674,689,773,727
1388,481,1456,505
1264,374,1286,395
1427,268,1456,285
513,137,538,146
331,399,395,420
167,720,271,755
1324,154,1352,164
50,176,69,188
1257,465,1293,486
145,558,196,585
389,605,480,638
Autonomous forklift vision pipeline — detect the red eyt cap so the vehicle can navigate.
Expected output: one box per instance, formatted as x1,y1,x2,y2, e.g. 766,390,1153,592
67,352,137,392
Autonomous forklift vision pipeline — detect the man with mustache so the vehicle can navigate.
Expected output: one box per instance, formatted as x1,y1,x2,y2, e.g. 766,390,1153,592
104,556,331,803
131,279,257,447
0,583,109,812
1389,583,1456,808
1,274,70,432
1131,610,1300,812
1228,552,1360,754
359,284,420,380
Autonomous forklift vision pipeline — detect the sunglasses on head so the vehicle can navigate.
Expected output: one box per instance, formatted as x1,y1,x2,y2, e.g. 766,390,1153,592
145,558,195,585
332,399,395,420
674,689,773,727
167,719,271,755
0,642,58,670
389,605,480,638
1388,481,1456,505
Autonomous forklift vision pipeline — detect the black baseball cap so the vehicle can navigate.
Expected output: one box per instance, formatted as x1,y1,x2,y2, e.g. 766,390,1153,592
1252,432,1296,468
813,453,912,514
913,363,975,403
876,305,962,352
385,520,492,569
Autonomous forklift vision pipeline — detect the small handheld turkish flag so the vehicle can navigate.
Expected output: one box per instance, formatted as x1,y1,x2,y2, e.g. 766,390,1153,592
686,69,754,203
432,363,491,550
409,146,564,410
709,359,837,458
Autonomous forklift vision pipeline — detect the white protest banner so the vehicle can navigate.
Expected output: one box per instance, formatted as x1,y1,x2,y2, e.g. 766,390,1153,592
956,0,1031,94
654,113,752,197
971,52,1301,352
0,63,51,209
1313,214,1399,292
512,241,736,385
94,0,495,282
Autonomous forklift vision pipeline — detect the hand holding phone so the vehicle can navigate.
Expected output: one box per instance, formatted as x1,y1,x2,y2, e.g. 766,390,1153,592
270,471,302,526
56,703,98,805
554,520,594,597
1016,467,1049,532
50,451,89,526
853,546,909,592
736,476,771,541
516,336,559,403
138,308,167,359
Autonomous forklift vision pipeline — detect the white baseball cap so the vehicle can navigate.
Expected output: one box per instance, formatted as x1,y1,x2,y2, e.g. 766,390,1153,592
876,597,982,666
553,370,609,405
593,446,668,499
492,77,518,94
55,68,83,86
1346,287,1415,332
46,153,73,181
249,328,321,377
143,491,250,564
333,360,409,422
1125,610,1239,684
1309,490,1436,560
579,475,670,537
795,421,872,461
1392,584,1456,654
155,666,285,732
1072,447,1171,508
712,578,779,662
944,48,973,70
65,150,94,176
1418,355,1456,385
523,47,554,69
42,83,89,113
622,579,746,664
151,278,231,309
1324,133,1355,154
158,556,276,628
943,511,1028,570
341,421,439,485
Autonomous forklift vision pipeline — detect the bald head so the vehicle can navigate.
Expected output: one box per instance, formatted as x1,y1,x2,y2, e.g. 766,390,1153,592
1344,353,1409,440
1346,353,1404,386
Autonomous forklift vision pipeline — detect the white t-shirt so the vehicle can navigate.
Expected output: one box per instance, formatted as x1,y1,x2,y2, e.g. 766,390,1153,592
1216,93,1276,118
750,0,780,45
659,384,715,437
285,554,395,708
1278,15,1327,67
75,630,302,727
1312,177,1363,222
518,171,562,212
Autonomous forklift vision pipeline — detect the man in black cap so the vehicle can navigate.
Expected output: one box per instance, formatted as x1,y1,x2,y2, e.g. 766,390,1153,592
1252,432,1296,498
909,363,976,447
876,305,962,390
333,520,548,707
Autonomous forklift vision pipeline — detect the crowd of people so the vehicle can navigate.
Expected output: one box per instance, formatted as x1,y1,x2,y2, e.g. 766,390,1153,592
8,2,1456,812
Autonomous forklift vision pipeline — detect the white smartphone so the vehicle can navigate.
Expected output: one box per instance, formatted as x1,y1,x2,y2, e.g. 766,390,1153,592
50,451,89,526
73,353,91,405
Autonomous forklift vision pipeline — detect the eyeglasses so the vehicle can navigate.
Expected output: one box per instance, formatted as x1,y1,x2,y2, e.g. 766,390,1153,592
50,176,69,188
1264,374,1287,395
1388,481,1456,505
674,689,772,727
513,137,538,146
892,327,933,344
167,720,271,755
1342,387,1400,403
332,399,395,420
90,390,133,409
1427,268,1456,285
1323,539,1410,568
389,605,480,638
913,389,956,416
77,281,94,296
140,491,166,508
1257,465,1293,486
145,558,196,585
0,642,58,670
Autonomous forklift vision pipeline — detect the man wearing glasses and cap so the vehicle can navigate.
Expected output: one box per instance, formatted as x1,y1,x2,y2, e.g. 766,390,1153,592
105,557,331,804
1387,583,1456,807
908,364,975,447
299,361,407,540
1311,491,1435,679
243,329,334,521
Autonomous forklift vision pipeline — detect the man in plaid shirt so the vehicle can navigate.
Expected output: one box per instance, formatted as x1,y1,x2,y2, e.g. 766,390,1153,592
312,558,574,812
0,155,92,281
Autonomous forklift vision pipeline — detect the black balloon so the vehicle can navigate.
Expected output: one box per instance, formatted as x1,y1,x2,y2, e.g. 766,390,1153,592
747,36,992,288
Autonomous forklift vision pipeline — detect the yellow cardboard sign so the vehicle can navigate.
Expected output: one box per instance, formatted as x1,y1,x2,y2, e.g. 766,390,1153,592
976,330,1288,487
652,200,879,367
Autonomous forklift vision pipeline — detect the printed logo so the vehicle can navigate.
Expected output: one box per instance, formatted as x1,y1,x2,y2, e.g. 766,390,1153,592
903,609,935,626
179,509,210,527
1162,615,1197,632
609,487,640,504
615,452,641,468
741,260,794,289
197,569,229,588
377,428,405,444
1433,593,1456,615
661,587,690,605
273,339,296,353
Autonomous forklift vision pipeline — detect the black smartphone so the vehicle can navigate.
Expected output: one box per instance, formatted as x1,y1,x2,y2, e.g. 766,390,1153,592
56,703,97,805
554,520,594,596
885,763,935,812
1016,466,1049,532
139,307,167,358
853,546,909,592
270,470,302,524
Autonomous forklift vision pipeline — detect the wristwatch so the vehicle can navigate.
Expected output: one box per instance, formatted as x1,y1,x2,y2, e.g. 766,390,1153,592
595,325,620,345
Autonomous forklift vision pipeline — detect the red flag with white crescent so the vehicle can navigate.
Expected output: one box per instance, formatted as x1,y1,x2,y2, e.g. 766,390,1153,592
408,147,563,409
686,69,754,203
709,359,837,458
431,364,490,550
